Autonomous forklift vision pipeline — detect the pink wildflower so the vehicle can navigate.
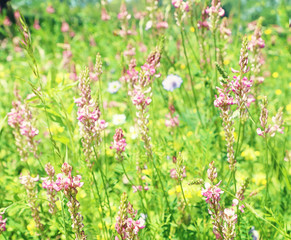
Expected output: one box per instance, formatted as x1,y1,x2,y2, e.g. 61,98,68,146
61,21,69,33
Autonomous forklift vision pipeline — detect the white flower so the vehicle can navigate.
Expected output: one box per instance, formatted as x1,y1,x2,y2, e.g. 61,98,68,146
145,20,153,31
129,126,138,139
108,81,121,94
112,114,126,125
162,74,183,92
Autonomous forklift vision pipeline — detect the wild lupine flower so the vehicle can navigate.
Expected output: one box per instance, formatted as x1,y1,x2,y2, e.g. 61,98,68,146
53,163,86,240
162,74,183,92
101,7,111,21
14,10,21,20
46,5,55,14
42,163,58,214
115,192,145,240
33,19,40,30
8,94,39,161
121,59,139,88
206,0,225,32
156,21,168,29
257,97,284,138
61,21,70,33
165,104,179,128
175,153,186,181
62,48,73,70
202,162,239,239
123,44,136,57
70,63,78,81
233,179,248,213
231,37,254,120
75,57,107,164
110,128,127,161
108,81,122,94
218,17,231,65
112,114,126,125
198,8,209,30
19,174,43,231
0,214,7,234
172,0,190,26
222,208,237,239
214,78,236,170
117,2,132,37
129,46,162,157
3,17,12,27
249,19,265,85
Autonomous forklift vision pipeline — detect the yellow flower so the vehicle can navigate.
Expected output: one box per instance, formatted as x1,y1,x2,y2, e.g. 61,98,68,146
272,72,279,78
142,169,151,175
56,73,65,83
98,222,103,229
257,95,263,100
264,29,272,35
223,59,230,65
252,173,266,186
56,200,62,210
275,89,282,95
27,219,36,235
241,146,257,161
180,64,186,70
289,82,291,87
190,27,195,32
255,151,260,157
195,83,203,90
247,35,252,41
286,103,291,114
79,189,87,198
187,131,193,137
233,132,238,141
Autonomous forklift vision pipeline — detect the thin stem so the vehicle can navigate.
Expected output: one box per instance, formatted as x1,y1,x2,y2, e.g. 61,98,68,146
180,27,204,127
121,161,148,218
264,137,269,204
93,146,112,223
60,192,68,240
91,171,109,238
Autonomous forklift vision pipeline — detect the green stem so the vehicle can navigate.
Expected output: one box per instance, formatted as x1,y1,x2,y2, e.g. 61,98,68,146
180,28,204,127
60,192,68,240
91,171,109,238
264,137,269,204
121,161,148,219
93,146,112,223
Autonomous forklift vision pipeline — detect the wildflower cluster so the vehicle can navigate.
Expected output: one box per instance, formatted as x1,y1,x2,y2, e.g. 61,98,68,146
19,174,43,231
8,93,39,161
201,161,238,239
129,47,162,157
41,163,58,214
249,19,265,85
101,0,110,21
117,3,134,37
0,213,7,235
165,104,179,128
75,56,107,164
257,97,284,138
115,193,145,240
214,73,236,170
111,128,127,161
172,0,190,26
207,0,225,32
42,163,86,239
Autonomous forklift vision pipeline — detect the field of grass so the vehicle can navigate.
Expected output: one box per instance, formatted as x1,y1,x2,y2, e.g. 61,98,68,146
0,0,290,239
